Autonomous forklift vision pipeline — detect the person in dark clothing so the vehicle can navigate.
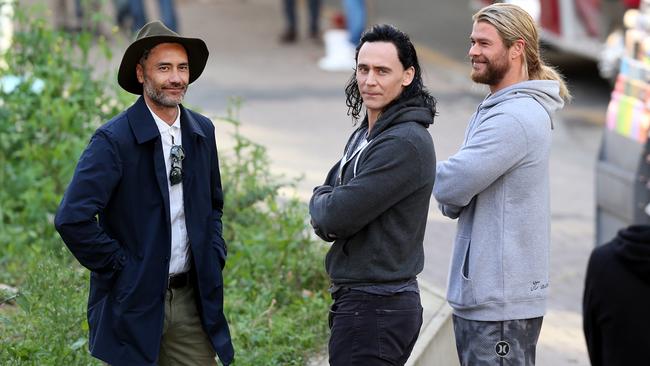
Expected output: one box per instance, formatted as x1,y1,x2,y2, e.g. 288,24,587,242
583,225,650,366
309,24,437,366
279,0,321,43
128,0,179,34
54,21,233,365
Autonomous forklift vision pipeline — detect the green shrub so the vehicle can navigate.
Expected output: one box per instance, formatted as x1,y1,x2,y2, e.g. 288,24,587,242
0,4,329,365
220,104,329,365
0,249,94,365
0,1,130,284
0,3,129,364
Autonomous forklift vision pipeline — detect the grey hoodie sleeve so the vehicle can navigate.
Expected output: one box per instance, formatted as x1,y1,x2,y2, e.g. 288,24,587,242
310,136,425,240
439,202,463,219
434,114,528,208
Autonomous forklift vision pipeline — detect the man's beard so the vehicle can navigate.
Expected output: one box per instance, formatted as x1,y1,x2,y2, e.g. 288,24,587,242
470,52,509,86
143,77,187,108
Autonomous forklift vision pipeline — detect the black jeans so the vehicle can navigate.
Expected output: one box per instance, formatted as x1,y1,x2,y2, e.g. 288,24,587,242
328,290,423,366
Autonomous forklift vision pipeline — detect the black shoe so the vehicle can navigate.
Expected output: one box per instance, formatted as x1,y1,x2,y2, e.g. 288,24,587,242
279,29,297,44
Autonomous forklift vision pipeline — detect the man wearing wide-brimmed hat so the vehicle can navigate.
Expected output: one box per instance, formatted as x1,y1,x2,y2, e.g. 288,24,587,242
55,21,234,366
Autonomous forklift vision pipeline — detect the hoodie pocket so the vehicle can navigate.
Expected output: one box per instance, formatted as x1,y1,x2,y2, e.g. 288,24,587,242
447,236,476,307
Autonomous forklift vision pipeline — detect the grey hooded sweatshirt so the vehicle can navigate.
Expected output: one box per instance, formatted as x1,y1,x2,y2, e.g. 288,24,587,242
434,80,564,321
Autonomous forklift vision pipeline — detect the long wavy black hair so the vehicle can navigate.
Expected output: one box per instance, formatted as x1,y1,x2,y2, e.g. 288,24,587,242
345,24,437,122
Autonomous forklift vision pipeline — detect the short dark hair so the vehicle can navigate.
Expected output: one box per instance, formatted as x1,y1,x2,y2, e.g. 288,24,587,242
138,48,152,66
345,24,437,121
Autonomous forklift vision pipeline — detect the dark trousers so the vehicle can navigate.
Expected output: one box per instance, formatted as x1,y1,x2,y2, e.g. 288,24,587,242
283,0,320,34
129,0,178,33
328,290,423,366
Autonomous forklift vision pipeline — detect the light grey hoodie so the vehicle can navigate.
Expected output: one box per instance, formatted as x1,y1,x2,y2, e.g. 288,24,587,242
434,80,564,321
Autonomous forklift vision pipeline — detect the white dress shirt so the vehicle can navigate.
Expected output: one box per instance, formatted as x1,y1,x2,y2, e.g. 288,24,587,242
148,105,190,276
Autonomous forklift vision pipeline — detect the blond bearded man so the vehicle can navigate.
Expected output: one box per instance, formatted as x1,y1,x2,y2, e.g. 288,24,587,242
434,4,571,365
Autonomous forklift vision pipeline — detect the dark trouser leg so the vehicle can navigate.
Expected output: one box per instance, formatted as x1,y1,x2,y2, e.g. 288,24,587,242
328,290,423,366
342,0,366,46
307,0,320,36
453,315,543,366
279,0,297,42
158,0,178,32
129,0,146,33
283,0,296,32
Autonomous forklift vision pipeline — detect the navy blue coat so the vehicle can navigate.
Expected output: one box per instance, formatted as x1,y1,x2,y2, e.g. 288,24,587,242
55,97,234,365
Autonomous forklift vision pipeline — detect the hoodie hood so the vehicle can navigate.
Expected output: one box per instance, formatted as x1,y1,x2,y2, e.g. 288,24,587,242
481,80,564,128
367,95,434,140
613,225,650,285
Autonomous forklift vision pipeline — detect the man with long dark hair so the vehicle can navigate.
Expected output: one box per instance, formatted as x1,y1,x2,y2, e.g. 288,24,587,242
309,24,437,365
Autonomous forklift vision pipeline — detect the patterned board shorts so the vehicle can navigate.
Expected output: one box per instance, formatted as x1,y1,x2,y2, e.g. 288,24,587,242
452,315,543,366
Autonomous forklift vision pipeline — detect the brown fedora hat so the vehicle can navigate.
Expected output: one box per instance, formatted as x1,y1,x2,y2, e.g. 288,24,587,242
118,20,209,95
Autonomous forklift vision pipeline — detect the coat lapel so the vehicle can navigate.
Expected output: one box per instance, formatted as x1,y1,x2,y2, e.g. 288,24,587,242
179,105,207,192
127,97,171,226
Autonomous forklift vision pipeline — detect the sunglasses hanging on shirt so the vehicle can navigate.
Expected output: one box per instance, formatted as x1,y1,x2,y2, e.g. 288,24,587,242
169,135,185,186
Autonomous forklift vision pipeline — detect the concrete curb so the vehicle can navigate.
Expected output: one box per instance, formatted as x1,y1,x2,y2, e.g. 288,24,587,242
406,281,459,366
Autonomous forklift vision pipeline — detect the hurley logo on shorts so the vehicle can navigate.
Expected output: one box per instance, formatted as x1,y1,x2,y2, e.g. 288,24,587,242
495,341,510,357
